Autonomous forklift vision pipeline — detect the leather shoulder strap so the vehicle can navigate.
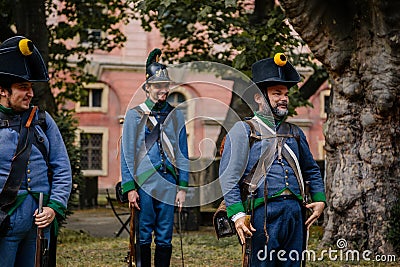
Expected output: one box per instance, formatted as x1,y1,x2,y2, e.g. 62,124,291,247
278,122,300,142
0,106,37,209
32,108,52,184
244,119,261,148
279,122,306,200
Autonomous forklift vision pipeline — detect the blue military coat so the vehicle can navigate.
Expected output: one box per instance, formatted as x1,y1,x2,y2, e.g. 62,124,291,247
0,107,72,219
219,113,326,218
120,99,189,194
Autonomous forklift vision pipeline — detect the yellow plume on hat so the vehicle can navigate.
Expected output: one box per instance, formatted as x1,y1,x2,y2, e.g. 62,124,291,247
274,53,287,67
18,39,33,56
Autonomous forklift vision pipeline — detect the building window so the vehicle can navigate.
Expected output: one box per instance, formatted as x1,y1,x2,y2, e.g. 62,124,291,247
81,88,102,108
80,29,102,47
318,140,326,161
81,133,103,170
320,89,331,119
167,92,187,119
76,83,109,113
78,127,108,176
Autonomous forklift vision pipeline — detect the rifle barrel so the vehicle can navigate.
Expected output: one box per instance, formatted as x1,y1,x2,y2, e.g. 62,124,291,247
241,193,254,267
128,206,135,267
35,193,44,267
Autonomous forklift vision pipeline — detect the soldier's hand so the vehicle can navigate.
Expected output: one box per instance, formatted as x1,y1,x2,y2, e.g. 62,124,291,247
234,216,256,245
34,207,55,228
305,201,325,229
128,190,140,210
175,190,186,212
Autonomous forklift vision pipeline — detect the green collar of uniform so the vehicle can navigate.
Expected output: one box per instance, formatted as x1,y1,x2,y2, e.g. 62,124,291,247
0,104,15,115
254,112,286,129
145,98,166,111
254,112,275,128
145,98,155,109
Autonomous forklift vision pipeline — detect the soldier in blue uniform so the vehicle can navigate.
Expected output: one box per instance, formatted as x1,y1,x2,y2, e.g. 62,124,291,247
120,49,189,267
0,36,72,266
219,53,326,266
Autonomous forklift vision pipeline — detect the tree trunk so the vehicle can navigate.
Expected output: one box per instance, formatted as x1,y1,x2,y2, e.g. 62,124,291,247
14,0,57,114
279,0,400,254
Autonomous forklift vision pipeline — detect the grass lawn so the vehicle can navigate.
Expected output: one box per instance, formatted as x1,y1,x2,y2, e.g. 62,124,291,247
57,226,399,267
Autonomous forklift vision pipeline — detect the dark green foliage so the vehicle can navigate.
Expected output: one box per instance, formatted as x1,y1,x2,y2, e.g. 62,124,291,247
52,109,84,214
131,0,324,116
47,0,133,106
0,0,133,212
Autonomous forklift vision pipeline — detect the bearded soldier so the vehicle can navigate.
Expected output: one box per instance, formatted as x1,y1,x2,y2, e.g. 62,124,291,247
219,53,326,266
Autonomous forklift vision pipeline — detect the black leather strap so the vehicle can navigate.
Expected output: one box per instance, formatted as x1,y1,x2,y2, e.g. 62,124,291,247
143,105,174,152
0,113,20,132
0,107,36,210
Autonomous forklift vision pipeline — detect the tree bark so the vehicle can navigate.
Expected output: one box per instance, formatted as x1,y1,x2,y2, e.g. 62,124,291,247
279,0,400,254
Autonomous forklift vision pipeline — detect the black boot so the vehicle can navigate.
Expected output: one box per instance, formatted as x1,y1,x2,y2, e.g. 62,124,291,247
154,245,172,267
140,244,152,267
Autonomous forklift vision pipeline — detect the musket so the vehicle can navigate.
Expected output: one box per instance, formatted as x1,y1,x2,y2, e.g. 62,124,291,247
241,192,254,267
128,206,135,267
128,205,141,267
35,192,49,267
302,181,312,267
177,201,184,267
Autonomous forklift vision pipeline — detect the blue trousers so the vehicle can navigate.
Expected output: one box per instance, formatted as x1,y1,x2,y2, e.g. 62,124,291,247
251,197,304,267
0,194,50,267
138,171,176,247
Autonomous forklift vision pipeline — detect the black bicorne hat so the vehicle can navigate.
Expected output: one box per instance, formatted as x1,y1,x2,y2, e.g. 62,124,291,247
251,53,300,89
0,36,49,86
241,53,301,108
145,48,171,83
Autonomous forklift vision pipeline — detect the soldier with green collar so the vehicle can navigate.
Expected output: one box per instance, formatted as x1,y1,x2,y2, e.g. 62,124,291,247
120,49,189,267
0,36,72,267
219,53,326,266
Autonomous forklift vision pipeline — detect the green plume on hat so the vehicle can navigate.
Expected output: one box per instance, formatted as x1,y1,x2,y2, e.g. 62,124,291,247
146,48,162,69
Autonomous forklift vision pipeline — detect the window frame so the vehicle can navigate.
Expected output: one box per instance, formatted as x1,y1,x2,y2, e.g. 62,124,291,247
76,83,109,113
77,126,109,177
319,89,331,119
80,29,104,47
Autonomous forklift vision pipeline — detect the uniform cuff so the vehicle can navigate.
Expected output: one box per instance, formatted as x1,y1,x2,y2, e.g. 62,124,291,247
178,180,188,189
48,199,67,219
311,192,326,203
226,202,245,218
122,180,136,193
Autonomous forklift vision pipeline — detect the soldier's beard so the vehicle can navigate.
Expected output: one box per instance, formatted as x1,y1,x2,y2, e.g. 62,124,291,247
260,100,288,119
272,106,288,118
